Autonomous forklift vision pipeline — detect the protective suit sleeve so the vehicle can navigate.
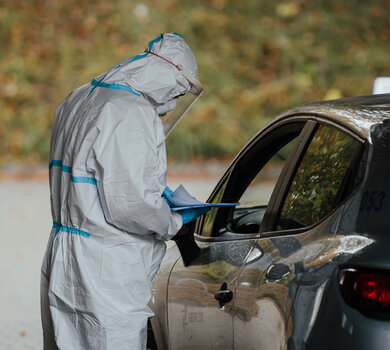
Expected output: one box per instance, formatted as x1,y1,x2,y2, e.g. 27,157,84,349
92,101,183,241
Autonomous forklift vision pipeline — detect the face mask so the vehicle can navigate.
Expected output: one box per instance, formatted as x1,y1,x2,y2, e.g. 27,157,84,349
156,98,178,116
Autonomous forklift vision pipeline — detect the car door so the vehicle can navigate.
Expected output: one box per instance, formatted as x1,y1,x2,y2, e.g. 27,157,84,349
166,120,309,349
167,118,364,349
214,120,364,349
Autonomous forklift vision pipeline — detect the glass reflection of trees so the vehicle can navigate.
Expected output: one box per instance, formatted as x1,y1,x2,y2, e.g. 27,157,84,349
278,125,360,229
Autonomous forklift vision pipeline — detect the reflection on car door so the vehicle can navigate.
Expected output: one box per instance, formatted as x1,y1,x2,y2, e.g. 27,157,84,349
220,121,314,349
167,240,252,349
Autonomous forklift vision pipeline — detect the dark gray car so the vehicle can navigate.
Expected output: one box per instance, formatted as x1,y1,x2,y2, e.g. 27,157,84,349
148,94,390,350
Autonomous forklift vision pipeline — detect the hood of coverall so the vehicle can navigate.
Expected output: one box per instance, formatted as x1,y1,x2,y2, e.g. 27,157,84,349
94,33,198,111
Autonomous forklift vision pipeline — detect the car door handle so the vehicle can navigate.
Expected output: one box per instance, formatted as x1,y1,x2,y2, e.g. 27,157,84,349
214,282,233,309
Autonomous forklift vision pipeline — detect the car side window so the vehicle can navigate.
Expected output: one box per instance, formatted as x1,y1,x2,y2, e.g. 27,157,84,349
239,141,295,209
225,140,297,234
200,125,302,237
276,124,361,230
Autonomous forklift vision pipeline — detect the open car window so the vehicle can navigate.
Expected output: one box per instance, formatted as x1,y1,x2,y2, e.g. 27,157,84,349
239,141,295,209
199,122,305,237
227,140,297,234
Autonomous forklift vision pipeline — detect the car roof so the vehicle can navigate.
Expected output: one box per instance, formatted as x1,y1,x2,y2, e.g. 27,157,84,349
277,93,390,139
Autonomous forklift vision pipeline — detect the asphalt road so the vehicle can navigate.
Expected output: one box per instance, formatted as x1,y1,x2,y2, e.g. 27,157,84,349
0,162,226,349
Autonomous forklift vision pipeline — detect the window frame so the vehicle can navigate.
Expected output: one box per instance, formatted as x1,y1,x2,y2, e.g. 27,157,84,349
194,118,308,241
194,114,366,243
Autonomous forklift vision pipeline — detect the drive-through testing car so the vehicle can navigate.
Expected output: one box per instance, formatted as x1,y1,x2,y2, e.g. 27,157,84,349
148,93,390,350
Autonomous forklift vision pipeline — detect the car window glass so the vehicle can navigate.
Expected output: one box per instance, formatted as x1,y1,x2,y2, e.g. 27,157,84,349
201,133,299,237
276,125,361,230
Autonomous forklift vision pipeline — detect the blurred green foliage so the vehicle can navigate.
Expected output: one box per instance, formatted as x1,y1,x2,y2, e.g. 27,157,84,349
1,0,390,166
278,125,360,227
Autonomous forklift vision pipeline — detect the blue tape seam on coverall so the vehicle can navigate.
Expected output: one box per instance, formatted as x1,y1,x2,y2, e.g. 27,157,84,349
52,222,91,238
50,162,93,238
90,78,141,96
49,160,97,186
91,34,165,93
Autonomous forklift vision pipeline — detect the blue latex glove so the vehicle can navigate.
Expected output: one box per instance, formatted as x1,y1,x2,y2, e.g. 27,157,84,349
179,206,211,225
162,186,174,207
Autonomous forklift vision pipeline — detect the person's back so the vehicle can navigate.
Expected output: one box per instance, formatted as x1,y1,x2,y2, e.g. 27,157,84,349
41,33,203,349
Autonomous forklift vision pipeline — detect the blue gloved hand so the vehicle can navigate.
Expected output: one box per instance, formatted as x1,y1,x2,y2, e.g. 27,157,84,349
162,186,174,207
179,206,211,225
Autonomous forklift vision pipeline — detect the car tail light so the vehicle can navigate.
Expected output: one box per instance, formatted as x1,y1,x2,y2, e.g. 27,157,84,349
339,268,390,316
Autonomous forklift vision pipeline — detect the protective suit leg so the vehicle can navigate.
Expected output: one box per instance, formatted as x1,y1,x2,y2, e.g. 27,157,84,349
41,274,58,350
41,231,58,349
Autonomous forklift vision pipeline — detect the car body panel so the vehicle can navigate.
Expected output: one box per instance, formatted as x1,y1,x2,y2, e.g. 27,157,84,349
149,245,180,349
149,94,390,349
167,239,255,349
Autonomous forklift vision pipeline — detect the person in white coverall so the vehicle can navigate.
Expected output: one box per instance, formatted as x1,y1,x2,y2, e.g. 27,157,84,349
41,33,207,349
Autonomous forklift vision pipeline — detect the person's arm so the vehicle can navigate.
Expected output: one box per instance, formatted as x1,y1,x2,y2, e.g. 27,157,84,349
91,101,182,241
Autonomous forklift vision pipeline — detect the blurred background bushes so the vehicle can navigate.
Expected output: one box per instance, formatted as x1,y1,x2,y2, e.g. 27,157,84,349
1,0,389,166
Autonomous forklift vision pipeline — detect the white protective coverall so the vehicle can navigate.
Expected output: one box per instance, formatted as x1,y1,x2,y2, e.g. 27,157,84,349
41,33,198,349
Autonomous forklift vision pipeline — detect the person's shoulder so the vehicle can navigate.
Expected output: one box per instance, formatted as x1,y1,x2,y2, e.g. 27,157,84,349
97,94,158,130
57,83,91,111
108,94,154,112
68,83,91,101
105,95,156,120
54,83,89,113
